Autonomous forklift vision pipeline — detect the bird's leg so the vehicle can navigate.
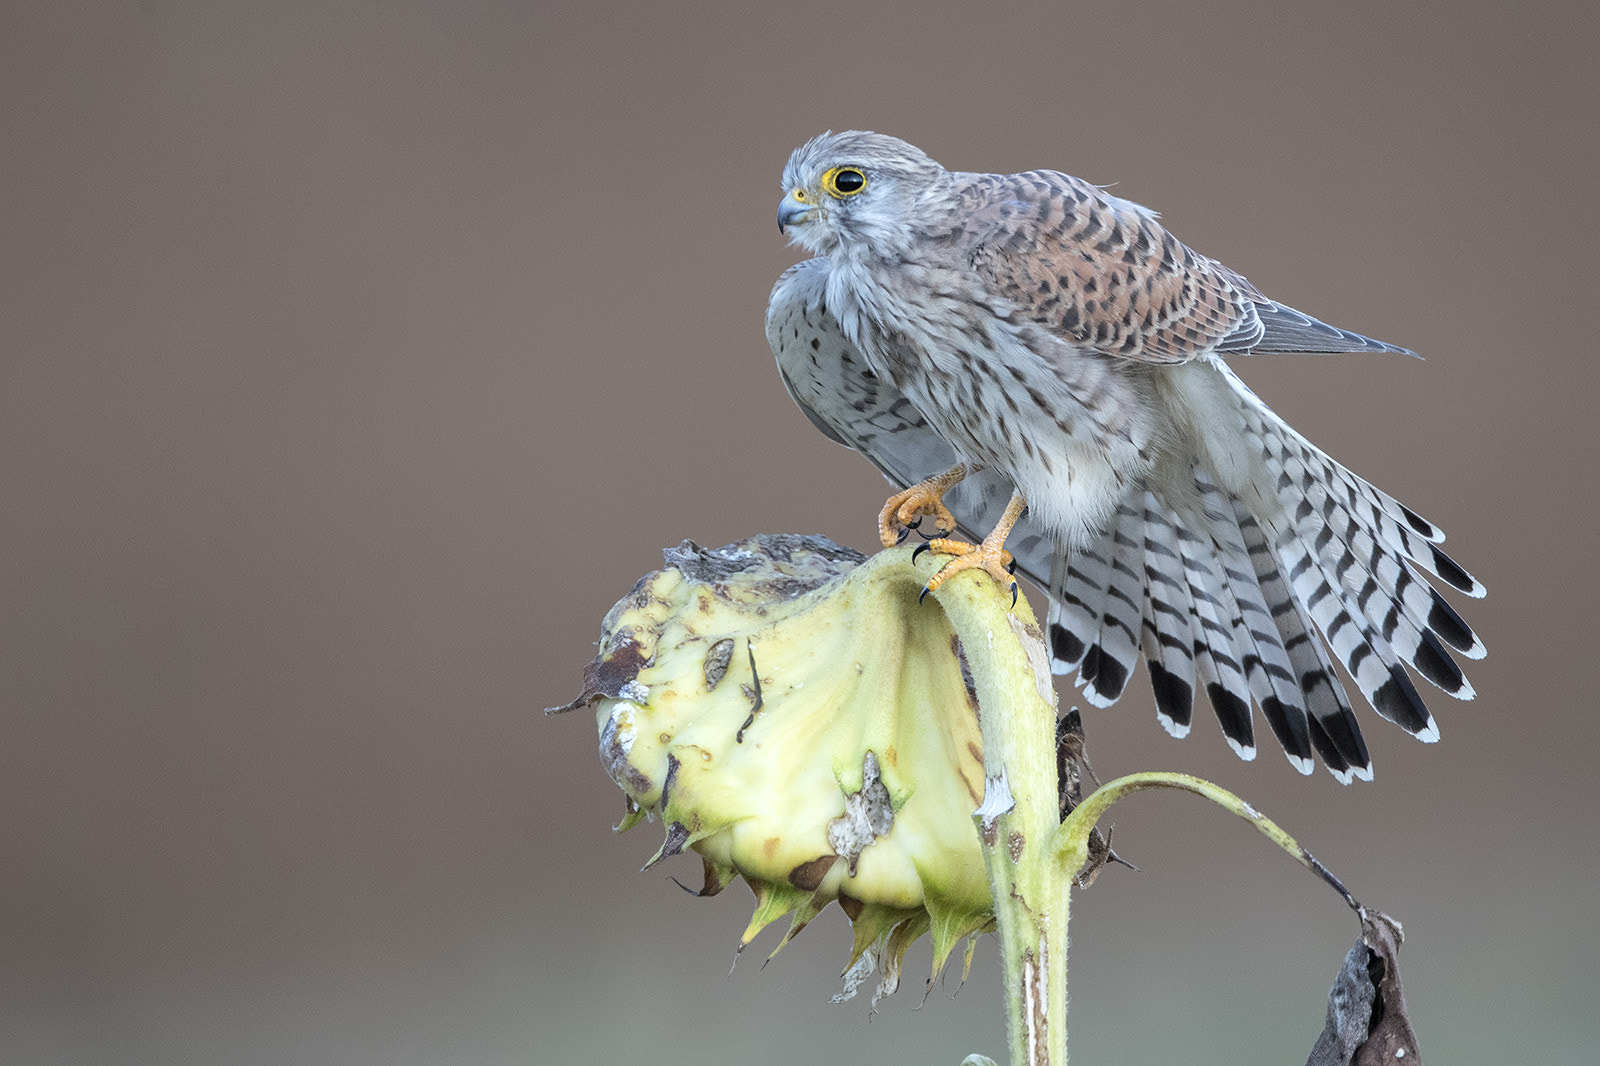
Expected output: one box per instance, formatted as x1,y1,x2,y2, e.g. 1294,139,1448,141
877,462,973,547
914,490,1027,605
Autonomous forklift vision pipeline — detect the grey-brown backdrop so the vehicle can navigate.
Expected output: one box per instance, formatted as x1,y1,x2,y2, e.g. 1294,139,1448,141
3,2,1594,1063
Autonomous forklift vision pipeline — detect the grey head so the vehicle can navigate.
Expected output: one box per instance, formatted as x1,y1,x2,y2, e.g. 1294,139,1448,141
777,131,948,259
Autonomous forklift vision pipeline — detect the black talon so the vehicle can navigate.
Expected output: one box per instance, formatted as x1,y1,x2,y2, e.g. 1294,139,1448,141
1006,558,1017,575
918,585,931,604
1010,582,1019,607
895,526,911,545
917,524,939,541
912,542,931,563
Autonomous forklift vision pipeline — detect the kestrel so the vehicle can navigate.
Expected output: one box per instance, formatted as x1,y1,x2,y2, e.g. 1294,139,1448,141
767,131,1484,782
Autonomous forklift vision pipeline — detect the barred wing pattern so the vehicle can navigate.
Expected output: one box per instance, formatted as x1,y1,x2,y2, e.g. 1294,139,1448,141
958,170,1420,366
767,258,1057,590
767,257,1483,782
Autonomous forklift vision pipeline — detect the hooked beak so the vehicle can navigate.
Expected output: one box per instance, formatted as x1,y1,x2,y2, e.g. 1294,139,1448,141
777,189,813,233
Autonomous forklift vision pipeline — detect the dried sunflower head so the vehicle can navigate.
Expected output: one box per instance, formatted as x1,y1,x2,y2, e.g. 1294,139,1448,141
553,535,997,1002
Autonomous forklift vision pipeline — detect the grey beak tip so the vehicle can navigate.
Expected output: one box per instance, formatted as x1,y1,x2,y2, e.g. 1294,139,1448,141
777,201,812,232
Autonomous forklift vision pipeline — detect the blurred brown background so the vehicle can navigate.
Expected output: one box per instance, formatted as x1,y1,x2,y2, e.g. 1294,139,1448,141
2,2,1594,1063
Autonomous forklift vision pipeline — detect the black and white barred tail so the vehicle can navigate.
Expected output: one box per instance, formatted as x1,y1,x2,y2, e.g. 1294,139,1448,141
1045,363,1484,782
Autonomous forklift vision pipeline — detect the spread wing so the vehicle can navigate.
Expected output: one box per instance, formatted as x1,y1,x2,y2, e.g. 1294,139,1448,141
764,257,1057,588
765,256,1480,783
959,170,1416,362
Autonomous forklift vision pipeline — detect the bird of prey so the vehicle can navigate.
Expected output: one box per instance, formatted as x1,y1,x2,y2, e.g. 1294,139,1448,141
767,130,1483,782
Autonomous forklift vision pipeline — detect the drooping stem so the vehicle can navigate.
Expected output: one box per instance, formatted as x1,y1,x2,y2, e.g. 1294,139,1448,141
1054,771,1359,912
904,549,1362,1065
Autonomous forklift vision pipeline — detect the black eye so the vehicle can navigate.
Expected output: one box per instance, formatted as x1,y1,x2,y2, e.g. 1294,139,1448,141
825,167,867,197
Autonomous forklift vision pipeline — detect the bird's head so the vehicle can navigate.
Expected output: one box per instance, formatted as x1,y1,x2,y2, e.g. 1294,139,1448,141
778,131,946,259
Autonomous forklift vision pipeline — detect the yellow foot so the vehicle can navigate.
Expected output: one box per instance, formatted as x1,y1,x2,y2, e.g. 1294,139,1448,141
877,463,969,548
914,538,1018,605
910,489,1028,607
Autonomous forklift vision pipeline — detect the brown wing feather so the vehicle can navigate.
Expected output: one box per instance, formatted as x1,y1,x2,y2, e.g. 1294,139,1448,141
961,171,1260,364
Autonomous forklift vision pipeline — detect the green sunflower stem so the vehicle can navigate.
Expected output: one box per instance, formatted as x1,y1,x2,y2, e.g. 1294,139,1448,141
927,558,1358,1066
923,559,1068,1066
1053,771,1359,912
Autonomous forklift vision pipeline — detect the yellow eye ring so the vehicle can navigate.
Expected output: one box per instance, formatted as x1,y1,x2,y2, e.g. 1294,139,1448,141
822,167,868,198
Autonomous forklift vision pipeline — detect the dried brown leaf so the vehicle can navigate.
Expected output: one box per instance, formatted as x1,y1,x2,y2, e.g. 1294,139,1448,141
1306,909,1420,1066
